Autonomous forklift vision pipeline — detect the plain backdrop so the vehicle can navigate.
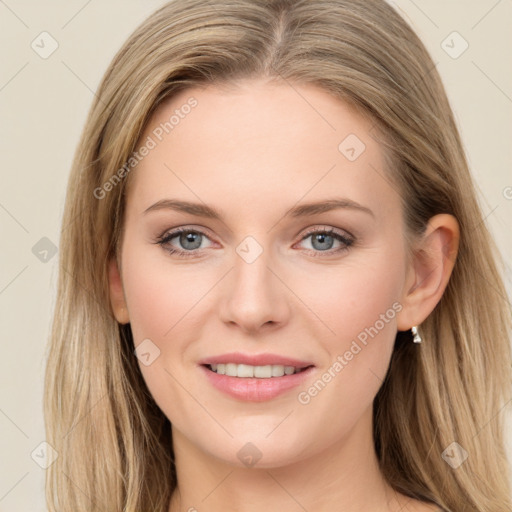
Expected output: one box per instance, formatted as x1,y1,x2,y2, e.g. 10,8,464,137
0,1,511,510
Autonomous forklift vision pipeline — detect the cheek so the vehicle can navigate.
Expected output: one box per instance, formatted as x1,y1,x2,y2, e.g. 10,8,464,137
121,244,207,343
293,249,405,410
119,245,204,418
299,251,405,343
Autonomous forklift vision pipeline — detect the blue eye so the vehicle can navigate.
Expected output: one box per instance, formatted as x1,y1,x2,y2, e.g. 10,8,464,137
155,226,354,258
297,228,354,256
156,228,211,257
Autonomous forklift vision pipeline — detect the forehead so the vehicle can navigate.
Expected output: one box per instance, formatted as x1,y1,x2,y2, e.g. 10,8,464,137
125,80,400,223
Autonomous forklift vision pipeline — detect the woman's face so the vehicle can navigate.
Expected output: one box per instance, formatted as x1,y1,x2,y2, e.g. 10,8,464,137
113,79,414,467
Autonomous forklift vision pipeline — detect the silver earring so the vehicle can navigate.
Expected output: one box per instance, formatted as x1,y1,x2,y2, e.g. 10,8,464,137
411,326,422,344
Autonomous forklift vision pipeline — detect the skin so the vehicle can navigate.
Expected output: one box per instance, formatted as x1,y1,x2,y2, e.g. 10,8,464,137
108,79,459,512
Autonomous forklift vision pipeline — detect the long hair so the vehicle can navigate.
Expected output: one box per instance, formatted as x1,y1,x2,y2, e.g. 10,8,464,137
44,0,512,510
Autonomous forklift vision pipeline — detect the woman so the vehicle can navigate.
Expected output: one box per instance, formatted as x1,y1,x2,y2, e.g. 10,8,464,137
44,0,512,510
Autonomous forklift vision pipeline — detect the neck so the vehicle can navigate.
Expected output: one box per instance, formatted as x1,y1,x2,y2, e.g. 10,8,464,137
167,407,407,512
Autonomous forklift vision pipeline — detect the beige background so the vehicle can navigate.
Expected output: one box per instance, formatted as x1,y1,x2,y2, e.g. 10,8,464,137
0,1,511,510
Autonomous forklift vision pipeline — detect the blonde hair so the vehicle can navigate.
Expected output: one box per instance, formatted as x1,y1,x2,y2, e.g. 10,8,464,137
44,0,512,510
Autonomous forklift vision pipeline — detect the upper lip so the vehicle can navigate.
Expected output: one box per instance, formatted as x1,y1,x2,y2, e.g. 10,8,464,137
199,352,314,368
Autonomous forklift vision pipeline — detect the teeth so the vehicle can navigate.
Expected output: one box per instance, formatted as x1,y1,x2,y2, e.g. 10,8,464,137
209,363,303,378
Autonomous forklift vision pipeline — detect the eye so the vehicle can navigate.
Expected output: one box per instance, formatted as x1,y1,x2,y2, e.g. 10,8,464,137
155,226,355,259
296,227,354,256
155,227,213,258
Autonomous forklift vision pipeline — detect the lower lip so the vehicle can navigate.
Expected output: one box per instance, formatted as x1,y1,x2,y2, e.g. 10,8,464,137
200,365,316,402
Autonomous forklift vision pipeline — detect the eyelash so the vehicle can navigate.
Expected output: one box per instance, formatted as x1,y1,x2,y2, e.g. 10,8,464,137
154,226,355,259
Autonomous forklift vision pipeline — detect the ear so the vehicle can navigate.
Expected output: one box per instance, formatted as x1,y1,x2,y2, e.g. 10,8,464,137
396,213,459,331
108,258,130,324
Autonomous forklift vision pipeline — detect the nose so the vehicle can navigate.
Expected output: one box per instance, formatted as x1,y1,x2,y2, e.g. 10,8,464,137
218,242,290,334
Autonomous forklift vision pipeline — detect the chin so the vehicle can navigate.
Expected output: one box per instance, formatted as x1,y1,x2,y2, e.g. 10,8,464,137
201,435,309,470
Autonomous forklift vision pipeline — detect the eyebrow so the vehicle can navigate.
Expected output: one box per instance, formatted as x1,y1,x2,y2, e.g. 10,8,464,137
143,198,374,219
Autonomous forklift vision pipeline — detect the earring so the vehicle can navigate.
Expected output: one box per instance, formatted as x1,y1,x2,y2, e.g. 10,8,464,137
411,326,422,344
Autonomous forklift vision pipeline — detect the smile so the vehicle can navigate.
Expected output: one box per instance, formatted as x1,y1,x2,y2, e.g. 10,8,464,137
207,363,311,378
200,364,316,401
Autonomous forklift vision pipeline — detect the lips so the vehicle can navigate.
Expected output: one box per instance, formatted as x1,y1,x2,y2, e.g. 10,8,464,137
198,352,314,369
200,365,315,401
198,352,316,401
